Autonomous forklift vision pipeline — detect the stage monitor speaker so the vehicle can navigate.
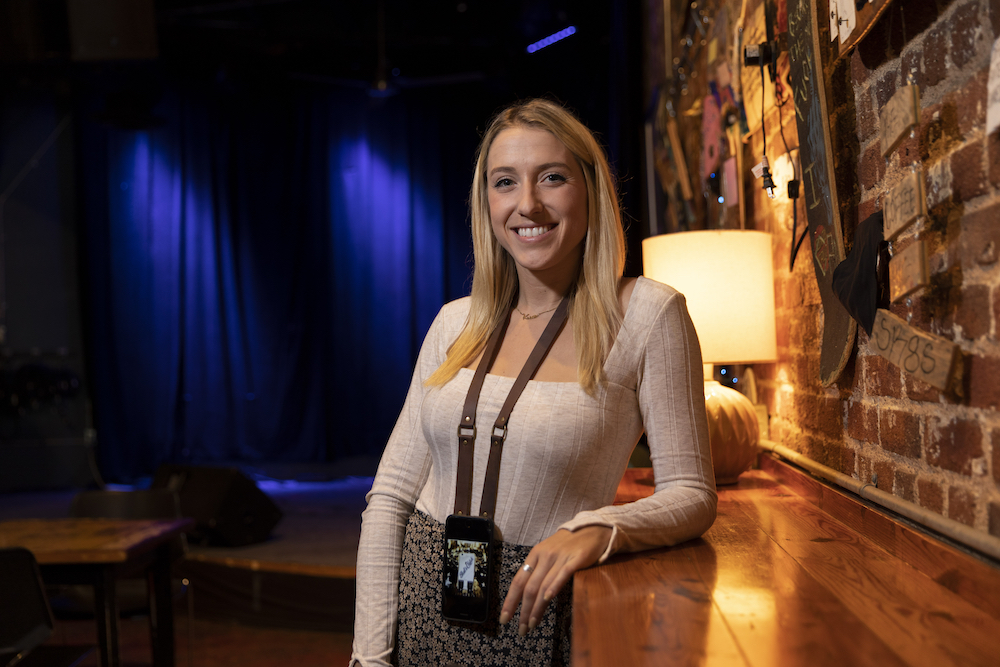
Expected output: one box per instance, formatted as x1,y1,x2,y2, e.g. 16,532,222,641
66,0,158,61
151,465,282,547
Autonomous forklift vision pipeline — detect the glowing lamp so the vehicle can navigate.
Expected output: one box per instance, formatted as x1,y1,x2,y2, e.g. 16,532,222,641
643,230,777,484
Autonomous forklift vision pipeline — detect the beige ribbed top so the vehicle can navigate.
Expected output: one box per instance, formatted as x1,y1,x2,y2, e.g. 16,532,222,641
351,277,717,666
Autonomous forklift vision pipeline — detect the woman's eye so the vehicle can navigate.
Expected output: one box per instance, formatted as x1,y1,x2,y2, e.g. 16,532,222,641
544,173,567,183
494,177,514,188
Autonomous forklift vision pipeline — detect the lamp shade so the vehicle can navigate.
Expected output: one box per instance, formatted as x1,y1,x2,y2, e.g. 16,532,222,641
642,230,777,364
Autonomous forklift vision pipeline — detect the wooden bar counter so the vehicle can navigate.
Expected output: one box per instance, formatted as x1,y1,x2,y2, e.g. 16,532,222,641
573,455,1000,666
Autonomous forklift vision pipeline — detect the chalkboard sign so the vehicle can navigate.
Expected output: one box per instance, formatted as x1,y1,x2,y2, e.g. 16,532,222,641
787,0,856,386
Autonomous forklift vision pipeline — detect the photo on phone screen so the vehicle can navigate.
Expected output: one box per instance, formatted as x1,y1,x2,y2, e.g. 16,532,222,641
445,538,488,598
442,516,492,623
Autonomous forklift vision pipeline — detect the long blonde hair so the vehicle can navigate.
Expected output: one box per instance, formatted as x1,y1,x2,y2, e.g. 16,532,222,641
426,99,626,394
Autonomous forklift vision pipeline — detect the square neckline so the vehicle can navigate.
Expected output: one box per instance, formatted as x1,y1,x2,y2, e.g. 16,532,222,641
459,276,655,385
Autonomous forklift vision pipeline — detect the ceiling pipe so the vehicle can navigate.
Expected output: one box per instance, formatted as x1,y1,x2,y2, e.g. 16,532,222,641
758,439,1000,562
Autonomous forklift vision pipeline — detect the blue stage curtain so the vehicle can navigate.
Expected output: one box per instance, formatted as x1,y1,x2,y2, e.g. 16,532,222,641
79,86,460,481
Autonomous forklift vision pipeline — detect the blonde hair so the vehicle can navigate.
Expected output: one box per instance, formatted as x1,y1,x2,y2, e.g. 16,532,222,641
426,99,626,394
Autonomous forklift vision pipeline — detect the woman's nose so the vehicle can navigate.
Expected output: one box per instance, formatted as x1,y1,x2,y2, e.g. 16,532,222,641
517,185,542,216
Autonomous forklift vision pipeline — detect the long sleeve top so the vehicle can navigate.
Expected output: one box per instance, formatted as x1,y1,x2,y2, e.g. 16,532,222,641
350,277,717,666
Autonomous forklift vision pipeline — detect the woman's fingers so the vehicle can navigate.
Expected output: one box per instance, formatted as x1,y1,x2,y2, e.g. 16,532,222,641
498,525,612,635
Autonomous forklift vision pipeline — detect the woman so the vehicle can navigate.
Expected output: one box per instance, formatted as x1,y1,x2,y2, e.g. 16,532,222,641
351,99,716,666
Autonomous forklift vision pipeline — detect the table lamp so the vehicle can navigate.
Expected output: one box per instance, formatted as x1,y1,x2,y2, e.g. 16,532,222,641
642,229,777,484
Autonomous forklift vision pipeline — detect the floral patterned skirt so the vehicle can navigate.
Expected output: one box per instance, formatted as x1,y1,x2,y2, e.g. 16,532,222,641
395,510,573,667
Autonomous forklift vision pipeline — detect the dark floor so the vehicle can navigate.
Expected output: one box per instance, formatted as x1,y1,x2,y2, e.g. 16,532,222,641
46,611,354,667
5,472,372,667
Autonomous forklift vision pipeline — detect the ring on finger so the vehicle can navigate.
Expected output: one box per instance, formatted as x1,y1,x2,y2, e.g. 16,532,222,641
521,562,533,574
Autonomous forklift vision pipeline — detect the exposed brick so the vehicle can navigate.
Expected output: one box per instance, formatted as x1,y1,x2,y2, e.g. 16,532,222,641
924,158,954,210
775,322,791,351
919,102,957,163
860,454,895,491
918,477,944,513
927,416,983,474
794,393,843,437
890,294,933,333
857,90,878,143
794,354,821,389
993,0,1000,42
960,202,1000,271
895,468,916,502
949,0,986,70
948,486,976,526
990,131,1000,189
992,429,1000,485
902,1,943,43
857,195,880,225
954,283,991,339
847,401,877,443
901,46,921,90
952,69,988,138
905,373,941,403
851,349,866,394
950,140,988,202
923,23,948,88
838,351,858,397
769,418,787,445
874,67,899,110
968,354,1000,410
851,48,874,86
879,408,922,459
865,354,903,398
790,311,821,349
859,142,886,191
840,444,857,475
785,276,803,308
995,284,1000,340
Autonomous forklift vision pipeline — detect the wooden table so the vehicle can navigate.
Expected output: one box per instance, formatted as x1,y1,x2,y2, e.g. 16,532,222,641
0,517,193,667
577,461,1000,666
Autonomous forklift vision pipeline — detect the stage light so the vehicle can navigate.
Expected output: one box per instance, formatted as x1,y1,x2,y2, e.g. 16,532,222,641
527,27,577,53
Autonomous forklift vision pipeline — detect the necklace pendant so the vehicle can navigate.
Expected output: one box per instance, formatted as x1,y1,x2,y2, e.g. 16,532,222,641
522,312,538,320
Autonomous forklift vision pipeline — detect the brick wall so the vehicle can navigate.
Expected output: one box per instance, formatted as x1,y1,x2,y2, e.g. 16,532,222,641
754,0,1000,538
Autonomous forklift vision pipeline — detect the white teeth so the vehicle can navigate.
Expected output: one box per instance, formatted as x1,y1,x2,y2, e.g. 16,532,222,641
517,225,553,237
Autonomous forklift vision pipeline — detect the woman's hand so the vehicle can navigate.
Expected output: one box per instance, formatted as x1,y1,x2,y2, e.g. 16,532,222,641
499,525,612,636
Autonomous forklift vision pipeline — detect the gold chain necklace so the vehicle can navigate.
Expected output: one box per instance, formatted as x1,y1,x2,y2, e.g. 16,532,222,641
515,304,560,320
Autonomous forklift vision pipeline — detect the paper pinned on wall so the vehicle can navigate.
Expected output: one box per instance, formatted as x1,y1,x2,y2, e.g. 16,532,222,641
835,0,857,45
987,36,1000,136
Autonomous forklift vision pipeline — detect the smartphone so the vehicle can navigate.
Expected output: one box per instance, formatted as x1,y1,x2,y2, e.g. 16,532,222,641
441,515,494,623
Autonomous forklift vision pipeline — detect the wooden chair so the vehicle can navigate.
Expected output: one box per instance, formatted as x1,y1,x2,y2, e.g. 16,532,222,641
0,547,93,667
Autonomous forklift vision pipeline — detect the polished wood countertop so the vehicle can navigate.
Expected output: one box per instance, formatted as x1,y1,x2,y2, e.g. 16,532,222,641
575,457,1000,666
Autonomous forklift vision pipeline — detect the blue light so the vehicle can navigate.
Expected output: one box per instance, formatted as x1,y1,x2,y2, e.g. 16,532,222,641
720,368,726,375
732,378,738,383
717,196,724,203
527,26,577,53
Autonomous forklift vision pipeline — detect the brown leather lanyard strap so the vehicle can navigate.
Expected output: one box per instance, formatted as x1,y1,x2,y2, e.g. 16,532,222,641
453,297,569,519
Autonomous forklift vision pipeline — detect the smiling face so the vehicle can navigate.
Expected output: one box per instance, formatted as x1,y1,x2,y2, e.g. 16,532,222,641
485,126,589,285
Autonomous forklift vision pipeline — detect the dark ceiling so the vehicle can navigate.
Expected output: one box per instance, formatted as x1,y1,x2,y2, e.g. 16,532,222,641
158,0,601,81
2,0,642,140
